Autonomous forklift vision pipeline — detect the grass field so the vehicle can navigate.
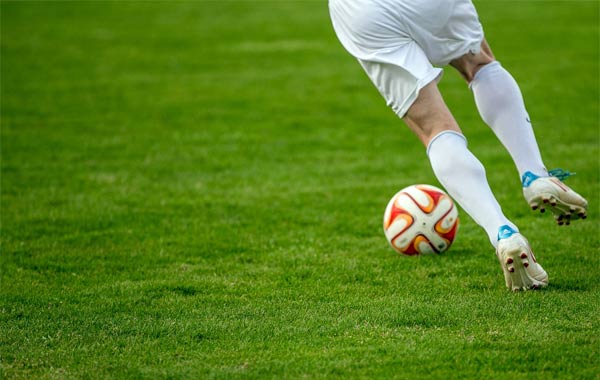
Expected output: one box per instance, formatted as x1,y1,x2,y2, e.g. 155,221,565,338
1,1,599,379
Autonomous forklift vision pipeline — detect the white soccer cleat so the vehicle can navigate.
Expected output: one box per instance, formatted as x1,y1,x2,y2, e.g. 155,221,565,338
522,170,588,225
496,225,548,291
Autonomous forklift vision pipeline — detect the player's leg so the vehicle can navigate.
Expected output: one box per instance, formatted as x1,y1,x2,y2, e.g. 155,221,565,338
451,40,547,178
404,79,516,247
329,0,547,290
405,80,547,291
357,56,519,248
451,40,588,224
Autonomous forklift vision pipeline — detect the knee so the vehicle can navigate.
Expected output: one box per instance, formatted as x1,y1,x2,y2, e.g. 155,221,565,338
450,47,495,82
403,82,462,146
452,57,495,82
464,62,494,83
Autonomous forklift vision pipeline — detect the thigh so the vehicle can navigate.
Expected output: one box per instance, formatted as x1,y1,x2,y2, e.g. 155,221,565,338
409,0,485,66
449,39,495,82
359,46,442,118
329,0,411,61
330,0,484,67
402,81,462,147
330,0,444,118
329,0,452,61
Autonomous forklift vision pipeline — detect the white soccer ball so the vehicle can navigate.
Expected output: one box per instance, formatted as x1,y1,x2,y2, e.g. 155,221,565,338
383,184,459,256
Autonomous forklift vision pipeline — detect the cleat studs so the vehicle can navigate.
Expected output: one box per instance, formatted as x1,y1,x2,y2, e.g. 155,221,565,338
507,258,514,264
550,200,557,206
542,199,549,204
508,267,515,273
520,253,528,259
531,205,538,211
558,221,564,226
582,215,587,220
523,262,529,268
540,208,546,213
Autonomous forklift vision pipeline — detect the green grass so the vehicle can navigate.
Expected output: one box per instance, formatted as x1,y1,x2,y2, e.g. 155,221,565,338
1,1,599,379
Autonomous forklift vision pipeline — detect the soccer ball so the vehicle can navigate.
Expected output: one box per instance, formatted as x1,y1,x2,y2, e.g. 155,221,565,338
383,184,459,256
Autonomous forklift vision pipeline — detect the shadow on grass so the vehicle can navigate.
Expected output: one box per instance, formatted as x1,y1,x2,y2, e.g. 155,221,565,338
545,279,592,292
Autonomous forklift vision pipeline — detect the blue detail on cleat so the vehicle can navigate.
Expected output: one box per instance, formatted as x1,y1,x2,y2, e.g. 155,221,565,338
497,225,519,241
522,168,576,187
521,171,540,188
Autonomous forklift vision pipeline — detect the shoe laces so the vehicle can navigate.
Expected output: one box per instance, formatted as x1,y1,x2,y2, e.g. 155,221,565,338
548,168,576,181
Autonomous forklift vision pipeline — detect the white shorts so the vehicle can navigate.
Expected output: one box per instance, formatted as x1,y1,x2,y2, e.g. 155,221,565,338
329,0,484,117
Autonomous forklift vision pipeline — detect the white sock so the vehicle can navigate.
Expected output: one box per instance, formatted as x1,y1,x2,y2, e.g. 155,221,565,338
470,61,547,179
427,131,517,247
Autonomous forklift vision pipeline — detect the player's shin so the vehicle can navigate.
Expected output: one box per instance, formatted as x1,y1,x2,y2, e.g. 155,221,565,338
470,61,547,179
426,130,517,247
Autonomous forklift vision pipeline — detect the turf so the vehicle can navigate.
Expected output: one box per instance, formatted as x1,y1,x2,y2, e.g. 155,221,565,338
1,1,598,379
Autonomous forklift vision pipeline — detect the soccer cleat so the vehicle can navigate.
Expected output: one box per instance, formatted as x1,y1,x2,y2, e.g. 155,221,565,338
522,169,588,225
496,225,548,291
